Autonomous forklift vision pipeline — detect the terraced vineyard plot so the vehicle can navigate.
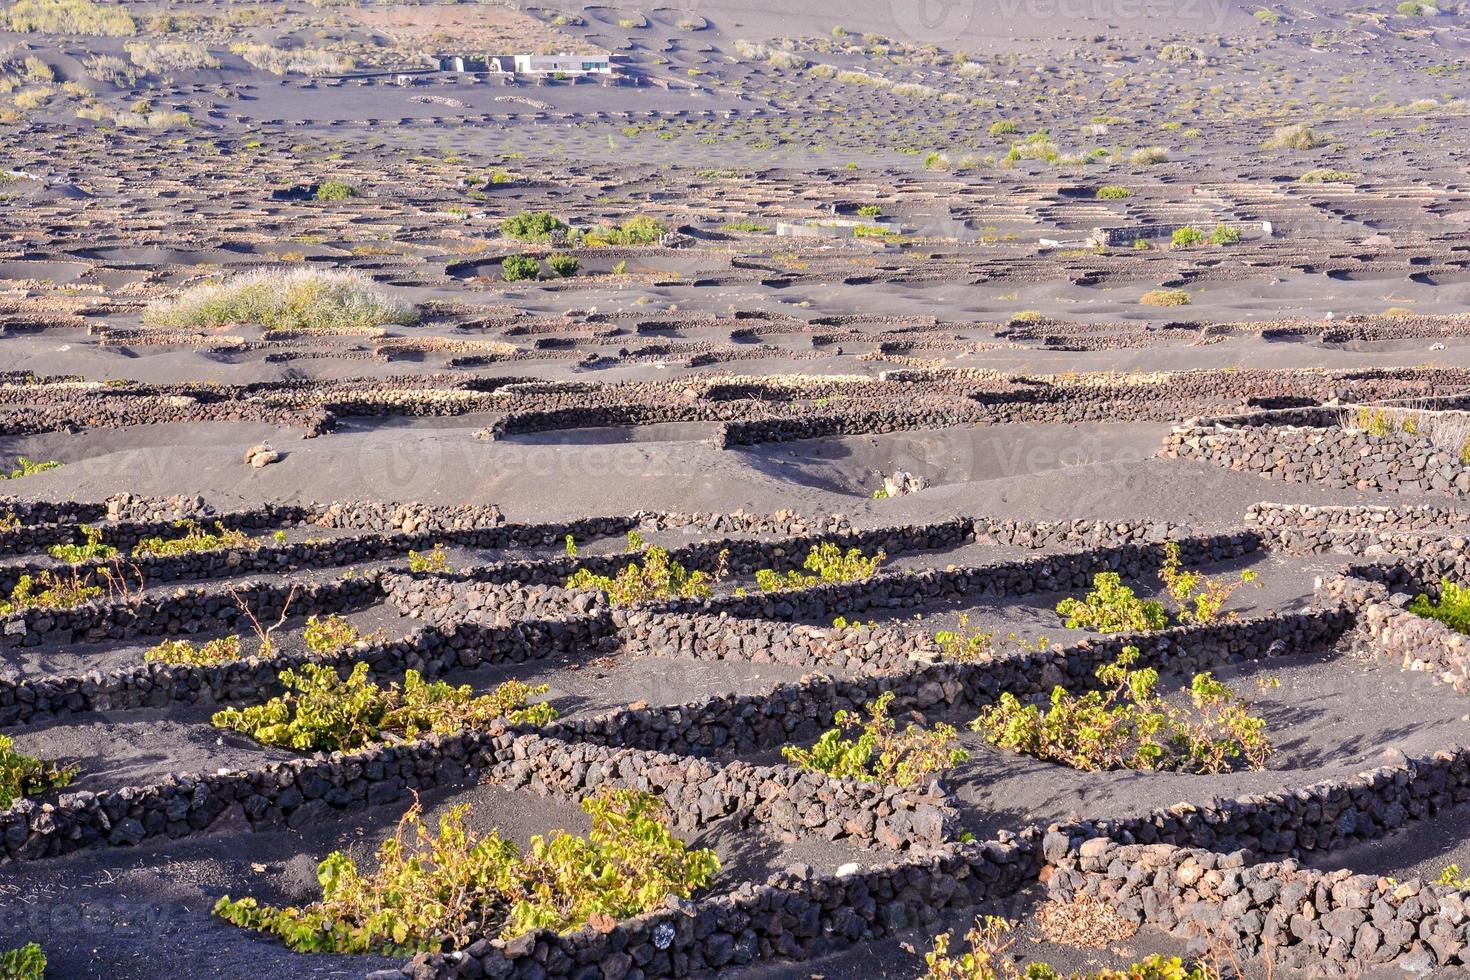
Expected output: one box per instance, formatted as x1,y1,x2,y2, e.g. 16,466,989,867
7,0,1470,975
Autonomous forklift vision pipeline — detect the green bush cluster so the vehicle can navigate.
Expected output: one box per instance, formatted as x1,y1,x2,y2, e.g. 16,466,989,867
0,570,101,617
1057,574,1167,632
582,215,664,246
408,544,451,573
753,542,884,592
0,943,45,980
145,268,417,333
501,255,541,281
314,180,356,201
211,663,556,751
0,457,61,480
46,525,116,563
1171,226,1205,247
214,789,719,953
1139,288,1191,307
972,647,1272,773
548,253,579,278
500,210,567,241
302,613,376,654
1095,185,1132,200
133,520,254,557
1410,579,1470,634
1208,224,1241,245
1058,544,1257,633
144,635,243,665
566,545,718,605
783,691,968,787
0,734,76,807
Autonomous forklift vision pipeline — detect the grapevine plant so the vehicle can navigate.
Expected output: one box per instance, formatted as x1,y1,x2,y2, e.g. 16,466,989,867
211,663,556,751
925,916,1216,980
144,635,243,665
0,571,100,617
213,789,719,953
565,544,719,605
0,943,45,980
783,691,968,787
1409,579,1470,635
408,544,451,573
1057,544,1258,634
0,735,76,807
754,542,884,592
142,615,377,665
972,647,1272,773
132,520,255,558
46,525,117,563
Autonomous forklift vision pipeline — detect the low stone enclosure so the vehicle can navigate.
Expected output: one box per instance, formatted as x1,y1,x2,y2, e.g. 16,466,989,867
11,365,1470,451
8,495,1470,976
1161,403,1470,499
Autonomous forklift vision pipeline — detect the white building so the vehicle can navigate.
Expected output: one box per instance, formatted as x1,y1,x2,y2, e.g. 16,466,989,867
511,53,612,75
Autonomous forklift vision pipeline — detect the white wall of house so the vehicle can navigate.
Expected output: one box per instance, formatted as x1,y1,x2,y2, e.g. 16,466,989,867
512,54,611,75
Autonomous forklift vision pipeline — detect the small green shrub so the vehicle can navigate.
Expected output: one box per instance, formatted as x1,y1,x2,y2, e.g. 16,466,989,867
47,525,116,563
566,545,716,605
144,635,242,665
303,613,376,654
211,662,556,752
972,646,1272,773
1,457,61,480
1436,864,1470,889
0,570,101,617
1095,185,1132,200
1129,146,1168,166
0,734,76,807
1262,123,1320,150
214,789,718,952
1298,168,1355,183
1208,224,1242,245
408,544,450,573
500,211,567,241
783,691,968,786
133,520,253,557
1140,288,1191,307
988,120,1018,136
548,253,580,278
933,614,995,662
0,943,46,980
1158,543,1258,623
501,255,541,282
145,268,417,332
754,542,884,592
925,916,1216,980
1353,407,1393,438
857,204,882,217
1171,226,1205,247
314,180,356,201
583,215,664,246
1410,579,1470,634
1056,573,1167,633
